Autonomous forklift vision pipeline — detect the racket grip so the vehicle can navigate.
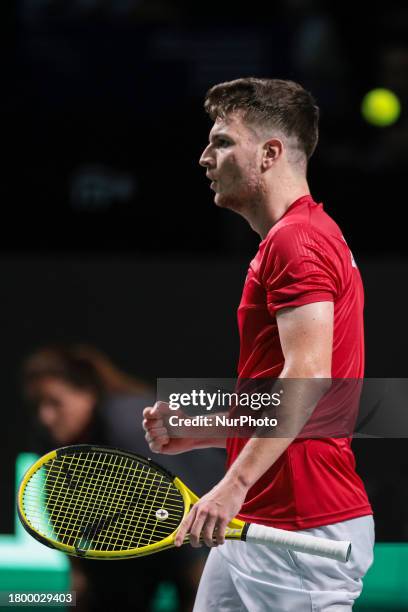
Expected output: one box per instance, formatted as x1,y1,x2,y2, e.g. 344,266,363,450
243,523,351,563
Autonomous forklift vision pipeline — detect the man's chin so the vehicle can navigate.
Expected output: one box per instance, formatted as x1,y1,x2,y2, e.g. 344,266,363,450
214,192,243,213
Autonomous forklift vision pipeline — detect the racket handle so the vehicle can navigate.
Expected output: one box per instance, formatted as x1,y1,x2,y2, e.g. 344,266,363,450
243,523,351,563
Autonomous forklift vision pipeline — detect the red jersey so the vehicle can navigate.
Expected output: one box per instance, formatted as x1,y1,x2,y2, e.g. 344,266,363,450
226,195,372,530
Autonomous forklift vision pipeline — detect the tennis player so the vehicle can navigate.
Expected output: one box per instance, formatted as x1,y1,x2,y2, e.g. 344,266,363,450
143,78,374,611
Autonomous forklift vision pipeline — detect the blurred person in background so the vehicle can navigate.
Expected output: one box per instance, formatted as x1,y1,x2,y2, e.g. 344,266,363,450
22,344,224,612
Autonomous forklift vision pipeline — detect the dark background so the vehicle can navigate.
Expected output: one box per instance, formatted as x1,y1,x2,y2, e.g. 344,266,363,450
1,0,408,541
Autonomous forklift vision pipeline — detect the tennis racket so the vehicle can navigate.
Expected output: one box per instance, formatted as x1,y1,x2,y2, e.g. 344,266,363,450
17,445,351,562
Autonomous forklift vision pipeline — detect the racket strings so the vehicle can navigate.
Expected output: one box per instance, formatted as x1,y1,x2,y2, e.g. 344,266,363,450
22,451,185,551
31,454,183,548
63,454,180,550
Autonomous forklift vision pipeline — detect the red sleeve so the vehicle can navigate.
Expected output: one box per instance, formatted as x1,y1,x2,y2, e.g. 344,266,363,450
261,223,339,315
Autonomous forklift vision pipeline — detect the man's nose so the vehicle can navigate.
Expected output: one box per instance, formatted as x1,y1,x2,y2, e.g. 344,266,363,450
199,145,213,168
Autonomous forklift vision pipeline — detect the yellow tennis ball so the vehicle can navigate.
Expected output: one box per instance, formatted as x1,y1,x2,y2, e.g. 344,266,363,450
361,88,401,127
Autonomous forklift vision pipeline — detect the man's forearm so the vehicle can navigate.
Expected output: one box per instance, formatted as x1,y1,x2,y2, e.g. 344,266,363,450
192,437,227,449
221,374,330,490
222,435,293,489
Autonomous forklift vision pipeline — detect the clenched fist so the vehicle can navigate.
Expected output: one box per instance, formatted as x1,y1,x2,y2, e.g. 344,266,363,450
142,401,196,455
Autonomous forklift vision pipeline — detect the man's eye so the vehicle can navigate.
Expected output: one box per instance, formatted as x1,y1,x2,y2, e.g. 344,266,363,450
217,139,231,147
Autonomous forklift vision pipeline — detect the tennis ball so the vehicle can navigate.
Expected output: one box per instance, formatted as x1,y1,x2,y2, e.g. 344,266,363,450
361,88,401,127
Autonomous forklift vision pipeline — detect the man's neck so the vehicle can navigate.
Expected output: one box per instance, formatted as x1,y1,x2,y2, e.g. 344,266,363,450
247,178,311,239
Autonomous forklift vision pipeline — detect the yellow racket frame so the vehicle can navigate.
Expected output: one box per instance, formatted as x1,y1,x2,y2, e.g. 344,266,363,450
17,446,245,559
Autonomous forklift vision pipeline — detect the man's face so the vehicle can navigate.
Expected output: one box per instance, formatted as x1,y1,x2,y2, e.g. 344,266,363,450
199,112,264,213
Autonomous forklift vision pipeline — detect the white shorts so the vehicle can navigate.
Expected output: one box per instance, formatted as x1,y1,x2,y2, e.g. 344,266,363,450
193,515,375,612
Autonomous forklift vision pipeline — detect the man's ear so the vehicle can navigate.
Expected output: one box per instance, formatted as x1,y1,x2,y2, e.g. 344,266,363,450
262,138,283,170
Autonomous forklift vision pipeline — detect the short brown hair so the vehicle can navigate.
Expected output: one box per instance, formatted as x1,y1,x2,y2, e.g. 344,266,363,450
204,78,319,160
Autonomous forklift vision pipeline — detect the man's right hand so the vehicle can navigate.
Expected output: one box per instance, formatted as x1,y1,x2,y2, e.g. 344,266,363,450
142,401,196,455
